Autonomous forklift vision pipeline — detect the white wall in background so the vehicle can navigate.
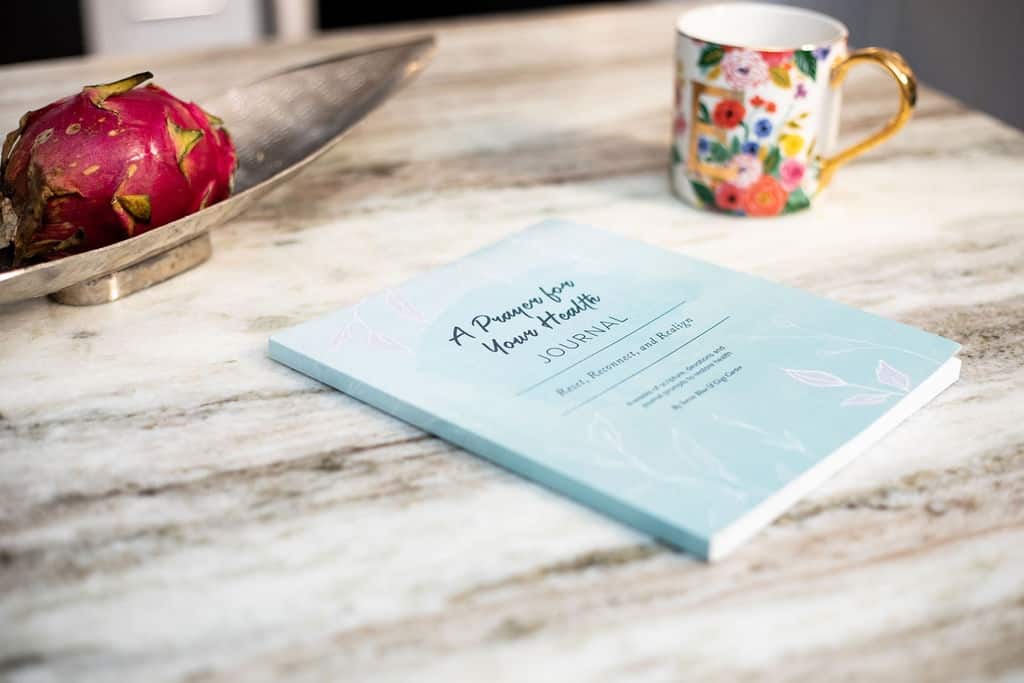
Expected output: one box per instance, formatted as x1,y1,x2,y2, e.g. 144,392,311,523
81,0,265,55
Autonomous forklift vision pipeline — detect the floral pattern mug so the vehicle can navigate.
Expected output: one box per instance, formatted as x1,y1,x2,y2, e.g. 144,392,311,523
671,3,916,217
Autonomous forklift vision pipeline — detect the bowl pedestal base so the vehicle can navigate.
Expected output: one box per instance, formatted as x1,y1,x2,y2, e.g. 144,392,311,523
48,232,212,306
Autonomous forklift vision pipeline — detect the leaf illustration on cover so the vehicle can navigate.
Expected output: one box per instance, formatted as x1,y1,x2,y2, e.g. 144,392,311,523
841,393,890,407
712,413,808,455
670,427,745,499
385,289,427,325
784,368,847,387
876,360,911,391
587,411,622,451
766,429,808,455
369,330,410,352
332,322,354,346
332,314,369,346
583,412,628,468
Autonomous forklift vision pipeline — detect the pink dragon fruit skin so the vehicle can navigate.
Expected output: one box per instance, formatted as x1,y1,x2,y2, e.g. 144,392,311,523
0,72,236,265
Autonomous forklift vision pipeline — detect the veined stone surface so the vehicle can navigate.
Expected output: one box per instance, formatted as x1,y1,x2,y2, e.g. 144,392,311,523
1,4,1022,682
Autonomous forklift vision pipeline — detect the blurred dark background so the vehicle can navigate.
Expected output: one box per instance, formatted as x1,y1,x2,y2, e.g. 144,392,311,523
3,1,1021,130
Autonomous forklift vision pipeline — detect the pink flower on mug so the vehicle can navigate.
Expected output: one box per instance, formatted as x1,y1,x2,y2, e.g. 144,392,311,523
727,153,762,188
714,182,744,211
674,113,687,135
779,158,806,191
721,49,769,89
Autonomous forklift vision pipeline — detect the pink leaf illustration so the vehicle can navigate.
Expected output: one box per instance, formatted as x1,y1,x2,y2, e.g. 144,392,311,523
841,393,890,407
385,289,427,324
370,331,409,352
784,368,847,387
332,322,355,346
876,360,910,391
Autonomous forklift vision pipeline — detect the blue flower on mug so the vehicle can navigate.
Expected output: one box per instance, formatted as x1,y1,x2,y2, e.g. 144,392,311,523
741,140,759,155
697,136,711,154
813,46,831,61
754,118,773,138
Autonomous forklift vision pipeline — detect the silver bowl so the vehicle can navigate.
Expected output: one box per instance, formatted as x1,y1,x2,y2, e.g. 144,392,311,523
0,36,435,305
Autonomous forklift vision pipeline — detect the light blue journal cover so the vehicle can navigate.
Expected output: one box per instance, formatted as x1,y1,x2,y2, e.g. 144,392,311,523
269,221,960,560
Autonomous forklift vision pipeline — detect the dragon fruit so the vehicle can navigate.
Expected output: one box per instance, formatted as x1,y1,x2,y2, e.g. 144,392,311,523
0,72,236,266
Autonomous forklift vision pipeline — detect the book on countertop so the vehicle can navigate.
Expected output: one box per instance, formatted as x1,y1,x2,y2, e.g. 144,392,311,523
269,220,960,560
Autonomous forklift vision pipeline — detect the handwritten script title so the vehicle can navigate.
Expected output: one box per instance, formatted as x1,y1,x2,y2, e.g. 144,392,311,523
447,280,605,357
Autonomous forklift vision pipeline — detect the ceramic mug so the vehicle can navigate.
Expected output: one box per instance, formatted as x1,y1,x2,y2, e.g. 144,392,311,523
670,2,916,216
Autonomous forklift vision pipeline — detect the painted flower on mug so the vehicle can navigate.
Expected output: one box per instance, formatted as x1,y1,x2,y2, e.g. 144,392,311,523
779,133,804,157
679,41,832,216
713,99,746,128
779,158,806,191
743,175,788,216
721,49,769,89
728,153,762,188
759,50,792,67
714,182,744,211
674,113,687,136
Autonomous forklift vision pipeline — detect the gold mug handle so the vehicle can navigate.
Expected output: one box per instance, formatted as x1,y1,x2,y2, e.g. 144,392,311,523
818,47,917,188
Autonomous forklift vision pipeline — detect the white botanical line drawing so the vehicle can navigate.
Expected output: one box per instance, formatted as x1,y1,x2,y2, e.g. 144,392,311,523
711,413,808,455
331,306,412,353
669,427,749,502
581,412,749,503
384,288,427,325
783,360,912,407
747,316,943,366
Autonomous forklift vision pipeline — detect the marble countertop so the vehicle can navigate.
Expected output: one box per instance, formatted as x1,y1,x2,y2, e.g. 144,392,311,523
2,3,1023,681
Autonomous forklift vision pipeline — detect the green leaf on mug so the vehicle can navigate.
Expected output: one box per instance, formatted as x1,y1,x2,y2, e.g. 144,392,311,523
730,136,740,155
671,144,682,165
699,44,724,68
709,141,731,163
783,187,811,213
763,146,781,175
795,50,817,80
698,102,711,124
769,66,791,88
691,180,715,206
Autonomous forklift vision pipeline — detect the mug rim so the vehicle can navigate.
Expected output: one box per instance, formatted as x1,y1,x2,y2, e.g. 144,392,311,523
676,2,849,52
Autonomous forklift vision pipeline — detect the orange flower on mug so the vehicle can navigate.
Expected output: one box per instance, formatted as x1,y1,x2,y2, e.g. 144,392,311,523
712,99,746,128
743,175,787,216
